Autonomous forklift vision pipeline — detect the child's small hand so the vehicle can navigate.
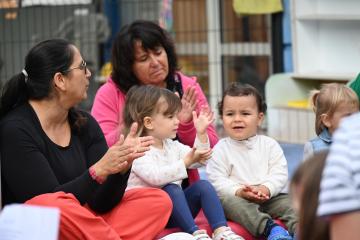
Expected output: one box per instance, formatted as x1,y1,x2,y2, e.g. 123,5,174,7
193,106,215,135
236,185,269,203
253,185,270,199
236,185,258,200
196,148,213,165
183,147,212,167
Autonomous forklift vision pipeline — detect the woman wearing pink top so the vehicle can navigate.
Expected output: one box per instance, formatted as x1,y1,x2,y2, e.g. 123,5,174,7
91,20,218,149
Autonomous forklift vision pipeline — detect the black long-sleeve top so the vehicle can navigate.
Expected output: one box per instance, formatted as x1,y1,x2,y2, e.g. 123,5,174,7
0,103,129,213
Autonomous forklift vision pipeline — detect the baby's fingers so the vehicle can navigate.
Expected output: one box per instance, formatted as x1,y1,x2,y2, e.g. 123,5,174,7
242,191,258,201
199,148,212,155
242,185,253,192
200,150,212,160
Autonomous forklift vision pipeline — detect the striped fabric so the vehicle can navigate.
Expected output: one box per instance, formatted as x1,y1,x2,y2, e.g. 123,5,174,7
317,113,360,217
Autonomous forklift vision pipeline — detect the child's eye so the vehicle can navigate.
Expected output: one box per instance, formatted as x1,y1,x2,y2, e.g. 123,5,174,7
225,113,233,116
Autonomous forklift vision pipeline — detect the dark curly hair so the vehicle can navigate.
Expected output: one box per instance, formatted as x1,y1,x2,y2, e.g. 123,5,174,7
218,83,267,116
111,20,179,94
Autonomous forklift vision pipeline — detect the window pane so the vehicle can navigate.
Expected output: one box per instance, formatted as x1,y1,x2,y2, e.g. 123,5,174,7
173,0,207,43
178,55,209,96
221,0,269,43
222,56,270,98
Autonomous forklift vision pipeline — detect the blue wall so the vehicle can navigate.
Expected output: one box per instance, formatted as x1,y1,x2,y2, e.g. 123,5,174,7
282,0,293,72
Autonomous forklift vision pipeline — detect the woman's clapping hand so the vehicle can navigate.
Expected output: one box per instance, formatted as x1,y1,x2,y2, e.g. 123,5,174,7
177,86,197,123
91,122,154,179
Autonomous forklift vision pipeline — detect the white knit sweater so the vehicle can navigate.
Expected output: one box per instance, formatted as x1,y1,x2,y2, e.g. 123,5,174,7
126,137,209,190
206,135,288,198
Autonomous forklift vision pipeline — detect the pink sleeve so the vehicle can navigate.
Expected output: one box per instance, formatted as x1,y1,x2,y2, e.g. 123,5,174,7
91,80,126,147
176,74,218,148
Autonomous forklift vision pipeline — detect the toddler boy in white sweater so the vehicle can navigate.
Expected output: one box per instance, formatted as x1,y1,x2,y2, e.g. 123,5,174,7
206,83,297,240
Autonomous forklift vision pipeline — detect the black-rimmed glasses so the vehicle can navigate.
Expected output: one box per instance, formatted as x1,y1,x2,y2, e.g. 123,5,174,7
63,60,87,74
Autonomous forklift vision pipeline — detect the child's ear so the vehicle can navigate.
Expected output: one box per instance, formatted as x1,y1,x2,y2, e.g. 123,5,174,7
143,116,154,130
257,112,264,127
321,113,332,128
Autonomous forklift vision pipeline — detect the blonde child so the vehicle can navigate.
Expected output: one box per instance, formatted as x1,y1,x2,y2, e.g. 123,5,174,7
303,83,359,161
206,83,297,240
123,85,243,240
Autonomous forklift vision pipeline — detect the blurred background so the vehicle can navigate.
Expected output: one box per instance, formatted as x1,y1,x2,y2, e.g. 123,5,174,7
0,0,288,112
7,0,355,176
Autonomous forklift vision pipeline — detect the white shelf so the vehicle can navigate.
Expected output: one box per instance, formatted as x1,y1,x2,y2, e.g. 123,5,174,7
266,1,360,144
297,14,360,21
295,0,360,17
291,73,355,82
271,105,311,111
291,0,360,77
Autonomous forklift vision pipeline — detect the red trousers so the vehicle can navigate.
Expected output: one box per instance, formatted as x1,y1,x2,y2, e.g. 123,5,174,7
25,188,172,240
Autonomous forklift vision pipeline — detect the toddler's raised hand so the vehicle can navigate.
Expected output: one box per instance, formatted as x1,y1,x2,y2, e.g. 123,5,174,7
193,106,215,135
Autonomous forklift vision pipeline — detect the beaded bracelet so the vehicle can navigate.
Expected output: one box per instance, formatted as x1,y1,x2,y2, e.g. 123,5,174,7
89,166,105,184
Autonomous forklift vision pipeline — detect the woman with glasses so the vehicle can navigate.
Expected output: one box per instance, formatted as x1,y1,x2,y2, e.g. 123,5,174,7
0,39,172,240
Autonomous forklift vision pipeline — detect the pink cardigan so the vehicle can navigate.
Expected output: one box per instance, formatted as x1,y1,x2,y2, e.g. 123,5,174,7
91,72,218,148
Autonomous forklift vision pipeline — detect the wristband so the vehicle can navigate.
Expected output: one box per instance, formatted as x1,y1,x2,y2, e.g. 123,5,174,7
89,166,105,184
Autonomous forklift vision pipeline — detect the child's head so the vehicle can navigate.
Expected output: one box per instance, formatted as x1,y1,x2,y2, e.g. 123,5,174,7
218,83,267,140
311,83,359,135
290,150,329,240
123,85,182,138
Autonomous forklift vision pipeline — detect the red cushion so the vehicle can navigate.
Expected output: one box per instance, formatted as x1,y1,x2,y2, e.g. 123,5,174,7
155,169,286,240
156,211,285,240
155,210,254,240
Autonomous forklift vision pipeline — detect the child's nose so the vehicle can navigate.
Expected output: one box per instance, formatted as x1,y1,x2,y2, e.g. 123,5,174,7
234,114,242,121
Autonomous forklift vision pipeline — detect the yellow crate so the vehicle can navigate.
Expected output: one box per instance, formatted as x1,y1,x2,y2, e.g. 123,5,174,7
287,100,309,109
